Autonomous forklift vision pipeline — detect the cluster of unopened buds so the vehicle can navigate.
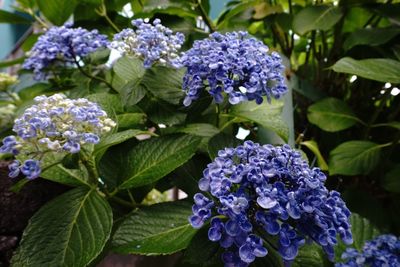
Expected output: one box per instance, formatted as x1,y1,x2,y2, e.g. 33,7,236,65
111,18,185,68
189,141,353,266
0,94,116,180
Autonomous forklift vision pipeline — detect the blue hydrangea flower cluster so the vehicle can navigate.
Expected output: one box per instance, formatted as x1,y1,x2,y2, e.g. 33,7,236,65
111,18,185,68
189,141,353,266
180,31,288,106
336,234,400,267
23,23,109,80
0,93,116,180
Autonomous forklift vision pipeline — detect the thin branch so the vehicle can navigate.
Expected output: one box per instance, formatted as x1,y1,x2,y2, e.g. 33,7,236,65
195,0,216,32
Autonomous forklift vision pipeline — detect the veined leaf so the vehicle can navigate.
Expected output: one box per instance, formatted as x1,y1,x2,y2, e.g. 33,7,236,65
37,0,78,25
230,99,288,142
307,97,362,132
11,187,113,266
112,200,197,255
94,129,149,159
329,141,382,175
293,5,343,35
119,134,201,189
331,57,400,83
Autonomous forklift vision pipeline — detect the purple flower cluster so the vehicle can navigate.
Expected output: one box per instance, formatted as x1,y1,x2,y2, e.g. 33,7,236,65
189,141,353,266
336,234,400,267
23,23,109,80
0,93,116,179
180,31,287,106
111,18,185,68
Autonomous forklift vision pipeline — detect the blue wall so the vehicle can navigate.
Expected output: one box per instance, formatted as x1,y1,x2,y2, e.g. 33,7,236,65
0,0,16,59
210,0,231,19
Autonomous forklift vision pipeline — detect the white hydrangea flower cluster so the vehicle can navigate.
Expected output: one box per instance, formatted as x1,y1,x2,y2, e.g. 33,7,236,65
111,18,185,68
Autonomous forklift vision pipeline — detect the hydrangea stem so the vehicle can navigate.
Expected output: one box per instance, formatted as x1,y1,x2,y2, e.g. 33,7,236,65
96,1,121,33
216,104,220,127
195,0,216,32
73,57,118,94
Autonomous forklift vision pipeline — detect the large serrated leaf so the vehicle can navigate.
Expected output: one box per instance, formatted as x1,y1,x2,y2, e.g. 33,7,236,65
86,92,124,116
142,67,185,105
293,5,343,35
94,129,148,159
29,151,91,187
37,0,78,25
307,97,361,132
177,123,220,138
11,187,113,267
329,141,382,175
116,113,146,129
331,57,400,83
334,213,381,262
112,200,197,255
230,99,288,142
113,56,146,84
119,134,201,189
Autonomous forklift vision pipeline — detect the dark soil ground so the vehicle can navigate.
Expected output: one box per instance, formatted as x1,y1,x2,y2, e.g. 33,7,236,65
0,161,68,266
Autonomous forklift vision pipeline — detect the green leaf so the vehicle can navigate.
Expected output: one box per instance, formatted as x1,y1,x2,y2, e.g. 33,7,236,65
292,243,329,267
372,121,400,130
293,5,343,35
112,200,197,255
331,57,400,83
113,56,146,85
176,123,219,138
0,9,32,24
18,83,52,100
37,0,78,25
168,155,208,197
37,152,91,187
119,134,201,189
116,113,146,129
216,0,261,28
183,227,222,267
307,97,362,132
343,27,400,51
142,66,185,105
0,57,25,68
16,0,36,9
230,99,288,142
329,141,382,175
301,140,328,170
11,187,113,266
94,129,149,158
120,81,147,106
208,133,242,160
335,213,381,262
86,92,124,115
381,164,400,193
